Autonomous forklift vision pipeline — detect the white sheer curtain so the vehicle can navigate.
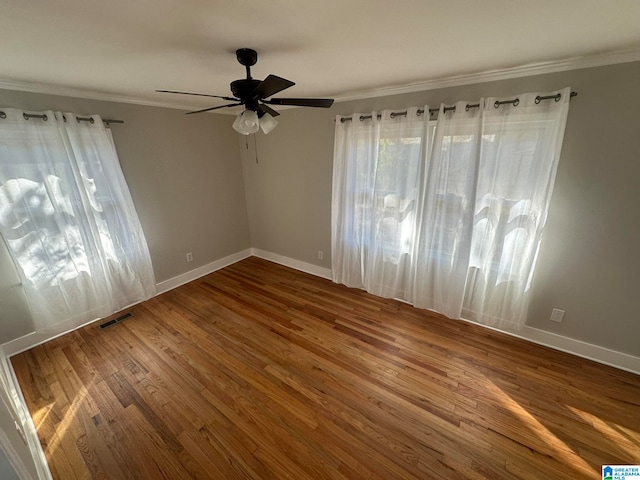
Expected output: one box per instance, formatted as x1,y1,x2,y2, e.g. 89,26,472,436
412,100,483,319
461,90,571,328
332,107,428,299
332,88,571,329
0,109,156,333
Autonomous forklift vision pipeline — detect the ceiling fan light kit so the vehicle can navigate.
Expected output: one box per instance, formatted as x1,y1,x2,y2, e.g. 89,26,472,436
232,110,255,134
232,109,269,135
157,48,334,134
258,112,278,134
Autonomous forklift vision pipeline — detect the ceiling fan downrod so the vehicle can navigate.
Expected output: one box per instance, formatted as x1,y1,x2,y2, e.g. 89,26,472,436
236,48,258,80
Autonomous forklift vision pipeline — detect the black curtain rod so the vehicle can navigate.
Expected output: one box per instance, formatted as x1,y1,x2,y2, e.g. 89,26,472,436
340,91,577,123
0,111,123,125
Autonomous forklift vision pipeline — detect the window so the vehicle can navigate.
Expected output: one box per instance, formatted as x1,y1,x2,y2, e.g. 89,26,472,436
0,109,156,333
333,90,571,329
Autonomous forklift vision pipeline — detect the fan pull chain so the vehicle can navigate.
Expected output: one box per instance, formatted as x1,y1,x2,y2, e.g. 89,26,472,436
254,134,259,164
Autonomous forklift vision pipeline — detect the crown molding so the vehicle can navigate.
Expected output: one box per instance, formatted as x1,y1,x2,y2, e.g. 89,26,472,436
1,47,639,111
332,47,640,103
0,79,199,112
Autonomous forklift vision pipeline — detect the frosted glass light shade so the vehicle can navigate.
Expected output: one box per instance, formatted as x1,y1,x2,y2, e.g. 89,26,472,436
233,110,260,135
232,113,249,135
259,113,278,134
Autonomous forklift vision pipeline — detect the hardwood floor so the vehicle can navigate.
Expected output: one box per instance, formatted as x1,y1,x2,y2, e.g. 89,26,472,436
12,257,640,479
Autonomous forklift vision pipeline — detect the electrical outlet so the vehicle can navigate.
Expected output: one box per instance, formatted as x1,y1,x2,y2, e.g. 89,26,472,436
550,308,565,323
186,252,193,262
317,250,323,260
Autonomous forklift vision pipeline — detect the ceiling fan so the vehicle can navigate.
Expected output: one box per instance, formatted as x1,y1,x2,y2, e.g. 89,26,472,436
156,48,334,134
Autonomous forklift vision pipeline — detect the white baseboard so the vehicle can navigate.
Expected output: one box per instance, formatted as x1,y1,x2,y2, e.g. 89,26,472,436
4,247,638,377
2,316,104,358
518,325,640,375
251,248,332,280
458,319,640,376
155,249,252,294
2,248,318,356
249,250,640,375
2,249,253,357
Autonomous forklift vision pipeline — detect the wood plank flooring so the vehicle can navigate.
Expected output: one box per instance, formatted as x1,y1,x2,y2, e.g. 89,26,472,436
12,257,640,479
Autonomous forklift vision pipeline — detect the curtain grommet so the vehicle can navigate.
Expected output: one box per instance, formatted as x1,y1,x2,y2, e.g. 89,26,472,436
24,113,48,121
0,111,6,119
495,99,519,108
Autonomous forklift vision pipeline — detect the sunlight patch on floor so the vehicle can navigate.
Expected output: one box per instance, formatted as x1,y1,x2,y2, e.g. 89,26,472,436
566,405,640,462
489,380,598,478
45,385,89,457
33,402,54,431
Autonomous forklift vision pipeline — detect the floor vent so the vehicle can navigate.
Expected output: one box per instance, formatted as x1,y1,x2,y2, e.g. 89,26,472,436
99,312,132,330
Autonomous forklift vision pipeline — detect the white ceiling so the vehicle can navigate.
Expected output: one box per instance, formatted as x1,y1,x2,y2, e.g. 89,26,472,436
2,0,640,113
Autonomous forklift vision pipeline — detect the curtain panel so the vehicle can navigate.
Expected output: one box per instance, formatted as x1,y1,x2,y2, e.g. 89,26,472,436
0,109,156,334
332,88,571,329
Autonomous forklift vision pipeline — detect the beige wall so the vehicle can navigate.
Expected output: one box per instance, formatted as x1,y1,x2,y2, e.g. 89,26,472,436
1,62,639,356
0,89,251,343
241,61,640,357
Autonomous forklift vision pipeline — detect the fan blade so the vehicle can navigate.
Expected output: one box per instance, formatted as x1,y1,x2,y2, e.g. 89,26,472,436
251,75,295,100
267,98,334,108
257,104,280,117
157,90,238,102
185,103,243,115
